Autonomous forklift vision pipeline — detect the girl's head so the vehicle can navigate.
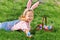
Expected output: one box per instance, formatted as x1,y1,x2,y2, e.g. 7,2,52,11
19,9,34,22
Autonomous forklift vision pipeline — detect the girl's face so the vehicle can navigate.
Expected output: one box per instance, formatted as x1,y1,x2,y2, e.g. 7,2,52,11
25,11,34,22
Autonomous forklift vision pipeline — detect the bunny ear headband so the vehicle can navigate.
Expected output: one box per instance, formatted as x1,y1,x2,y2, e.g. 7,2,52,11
23,0,44,15
27,0,40,10
27,0,44,10
23,8,33,16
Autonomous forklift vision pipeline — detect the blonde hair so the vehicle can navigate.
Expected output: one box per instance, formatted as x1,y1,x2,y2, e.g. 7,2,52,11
19,9,34,21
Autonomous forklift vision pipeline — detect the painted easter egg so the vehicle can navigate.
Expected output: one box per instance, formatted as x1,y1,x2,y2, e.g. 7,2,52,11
44,25,48,30
44,26,48,30
48,26,52,30
39,24,42,29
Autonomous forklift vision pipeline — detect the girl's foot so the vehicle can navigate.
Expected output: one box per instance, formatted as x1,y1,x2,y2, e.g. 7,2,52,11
0,23,2,29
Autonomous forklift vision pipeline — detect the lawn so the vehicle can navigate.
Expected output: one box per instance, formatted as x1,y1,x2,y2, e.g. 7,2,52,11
0,0,60,40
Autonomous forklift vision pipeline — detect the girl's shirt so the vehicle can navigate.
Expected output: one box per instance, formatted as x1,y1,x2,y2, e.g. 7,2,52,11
11,21,30,31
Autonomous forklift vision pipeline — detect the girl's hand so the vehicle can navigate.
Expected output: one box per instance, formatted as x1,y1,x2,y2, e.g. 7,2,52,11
24,29,32,38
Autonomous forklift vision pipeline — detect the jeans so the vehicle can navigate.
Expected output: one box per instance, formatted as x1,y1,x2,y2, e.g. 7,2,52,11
0,20,20,31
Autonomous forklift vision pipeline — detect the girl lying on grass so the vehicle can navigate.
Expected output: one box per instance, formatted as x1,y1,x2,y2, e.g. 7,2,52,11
0,9,34,38
0,0,43,38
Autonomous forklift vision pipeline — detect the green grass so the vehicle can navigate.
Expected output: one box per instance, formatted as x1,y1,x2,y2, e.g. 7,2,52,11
0,0,60,40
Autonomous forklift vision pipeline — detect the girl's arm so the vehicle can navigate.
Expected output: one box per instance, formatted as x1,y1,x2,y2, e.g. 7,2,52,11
24,29,32,38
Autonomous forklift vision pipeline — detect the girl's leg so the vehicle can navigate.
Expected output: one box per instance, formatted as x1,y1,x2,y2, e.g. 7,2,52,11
6,20,20,30
1,22,8,30
1,20,20,31
27,0,32,9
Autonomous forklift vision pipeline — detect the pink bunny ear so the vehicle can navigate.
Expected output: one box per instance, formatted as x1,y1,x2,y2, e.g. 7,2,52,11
31,1,40,10
27,0,32,9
